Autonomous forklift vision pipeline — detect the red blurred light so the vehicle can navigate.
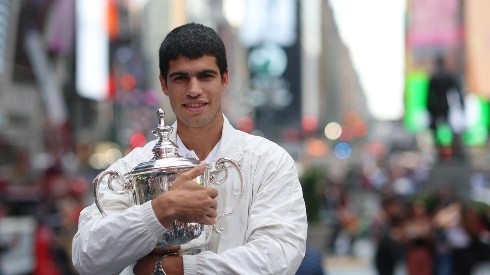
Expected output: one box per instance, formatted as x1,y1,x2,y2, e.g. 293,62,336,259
301,115,318,132
130,132,146,148
344,110,360,125
339,126,353,141
352,121,368,137
237,116,254,133
282,128,300,143
120,73,137,90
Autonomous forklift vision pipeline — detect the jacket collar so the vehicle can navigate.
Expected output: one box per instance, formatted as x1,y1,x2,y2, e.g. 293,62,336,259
168,114,244,163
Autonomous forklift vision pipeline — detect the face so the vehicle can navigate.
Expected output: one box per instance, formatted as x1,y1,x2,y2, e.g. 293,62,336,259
160,55,228,129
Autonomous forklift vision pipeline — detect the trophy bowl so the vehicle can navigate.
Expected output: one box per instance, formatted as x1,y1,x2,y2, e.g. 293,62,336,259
92,109,243,253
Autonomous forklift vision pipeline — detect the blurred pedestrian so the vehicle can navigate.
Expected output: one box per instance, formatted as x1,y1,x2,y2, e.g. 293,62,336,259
372,195,407,275
426,54,465,160
296,245,326,275
404,201,433,275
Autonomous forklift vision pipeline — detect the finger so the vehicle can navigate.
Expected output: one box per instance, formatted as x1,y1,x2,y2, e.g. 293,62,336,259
180,162,207,180
206,209,217,219
206,187,218,199
209,198,218,210
202,216,217,225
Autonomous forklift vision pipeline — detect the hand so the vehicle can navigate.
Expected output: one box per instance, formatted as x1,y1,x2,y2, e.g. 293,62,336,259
133,254,156,275
152,162,218,228
133,254,183,275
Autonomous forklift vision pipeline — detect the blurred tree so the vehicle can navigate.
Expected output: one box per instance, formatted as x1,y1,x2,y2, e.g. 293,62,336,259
299,165,327,222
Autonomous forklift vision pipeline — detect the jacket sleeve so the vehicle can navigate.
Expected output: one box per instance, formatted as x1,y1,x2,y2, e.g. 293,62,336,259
183,147,308,275
72,145,167,275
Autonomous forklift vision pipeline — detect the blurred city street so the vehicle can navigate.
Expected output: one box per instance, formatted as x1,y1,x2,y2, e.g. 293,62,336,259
1,0,490,274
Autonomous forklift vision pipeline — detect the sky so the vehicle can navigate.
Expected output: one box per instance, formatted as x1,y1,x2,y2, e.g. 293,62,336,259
329,0,406,121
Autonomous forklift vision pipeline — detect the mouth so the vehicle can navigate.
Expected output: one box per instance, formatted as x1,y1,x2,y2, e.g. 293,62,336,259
182,101,208,113
184,102,207,108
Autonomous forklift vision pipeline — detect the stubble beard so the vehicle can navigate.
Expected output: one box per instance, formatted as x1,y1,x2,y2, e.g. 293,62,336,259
179,108,220,129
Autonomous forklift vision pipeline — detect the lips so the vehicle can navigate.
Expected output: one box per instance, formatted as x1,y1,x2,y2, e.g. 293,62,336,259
184,102,207,108
182,101,208,114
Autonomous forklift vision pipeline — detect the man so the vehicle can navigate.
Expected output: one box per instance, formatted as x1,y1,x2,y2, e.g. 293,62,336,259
72,23,307,274
426,55,465,159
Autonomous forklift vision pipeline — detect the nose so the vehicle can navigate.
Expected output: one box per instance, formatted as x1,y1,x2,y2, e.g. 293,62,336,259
186,77,202,97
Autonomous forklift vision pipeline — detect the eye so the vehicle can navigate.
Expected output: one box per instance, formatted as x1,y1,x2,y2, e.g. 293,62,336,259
172,75,187,82
199,72,216,80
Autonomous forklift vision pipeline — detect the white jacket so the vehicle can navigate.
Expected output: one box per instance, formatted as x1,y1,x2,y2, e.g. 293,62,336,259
72,115,307,274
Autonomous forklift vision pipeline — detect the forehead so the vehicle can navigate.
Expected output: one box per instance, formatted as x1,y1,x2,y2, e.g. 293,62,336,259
167,55,219,74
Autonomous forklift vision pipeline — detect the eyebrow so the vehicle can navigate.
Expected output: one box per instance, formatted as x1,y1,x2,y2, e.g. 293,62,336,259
168,69,219,78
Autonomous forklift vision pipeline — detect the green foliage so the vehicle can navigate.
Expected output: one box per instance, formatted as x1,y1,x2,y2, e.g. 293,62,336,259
299,165,327,222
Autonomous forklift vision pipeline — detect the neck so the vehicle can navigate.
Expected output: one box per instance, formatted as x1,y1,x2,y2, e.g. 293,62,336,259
177,118,223,160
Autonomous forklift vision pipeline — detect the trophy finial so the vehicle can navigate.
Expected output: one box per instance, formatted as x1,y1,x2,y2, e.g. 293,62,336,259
152,108,178,159
157,108,165,128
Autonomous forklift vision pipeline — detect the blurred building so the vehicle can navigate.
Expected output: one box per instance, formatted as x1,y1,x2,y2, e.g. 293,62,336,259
0,0,372,189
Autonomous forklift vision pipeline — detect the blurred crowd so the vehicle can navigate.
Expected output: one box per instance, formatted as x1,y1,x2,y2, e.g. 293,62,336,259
321,157,490,275
372,188,490,275
0,163,88,275
1,140,489,275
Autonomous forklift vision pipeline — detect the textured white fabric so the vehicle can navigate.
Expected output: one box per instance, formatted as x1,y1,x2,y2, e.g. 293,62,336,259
72,115,307,274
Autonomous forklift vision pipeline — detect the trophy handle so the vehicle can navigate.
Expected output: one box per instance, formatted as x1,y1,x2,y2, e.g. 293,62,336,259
208,158,245,233
93,170,131,217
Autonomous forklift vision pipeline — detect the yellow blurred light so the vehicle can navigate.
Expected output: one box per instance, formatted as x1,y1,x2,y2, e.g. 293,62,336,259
89,142,122,169
324,122,342,140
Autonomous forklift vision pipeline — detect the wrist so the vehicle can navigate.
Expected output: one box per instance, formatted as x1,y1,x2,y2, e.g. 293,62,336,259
153,255,166,275
162,255,184,275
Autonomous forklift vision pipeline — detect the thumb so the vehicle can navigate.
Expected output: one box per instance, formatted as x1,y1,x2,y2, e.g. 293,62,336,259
180,161,207,180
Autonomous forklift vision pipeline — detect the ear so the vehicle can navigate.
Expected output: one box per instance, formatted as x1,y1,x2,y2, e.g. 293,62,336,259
221,70,229,90
159,75,169,96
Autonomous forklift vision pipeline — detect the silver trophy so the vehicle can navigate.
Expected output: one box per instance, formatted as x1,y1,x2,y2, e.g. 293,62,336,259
92,108,244,253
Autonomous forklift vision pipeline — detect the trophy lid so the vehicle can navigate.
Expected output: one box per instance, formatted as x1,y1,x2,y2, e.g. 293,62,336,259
127,108,198,176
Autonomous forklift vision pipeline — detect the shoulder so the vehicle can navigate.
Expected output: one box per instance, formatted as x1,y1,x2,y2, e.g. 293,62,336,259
222,116,294,165
237,129,288,154
235,130,295,169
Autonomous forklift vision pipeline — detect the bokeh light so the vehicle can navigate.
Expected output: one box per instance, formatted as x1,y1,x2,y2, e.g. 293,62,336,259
334,142,352,159
301,115,318,132
324,122,342,140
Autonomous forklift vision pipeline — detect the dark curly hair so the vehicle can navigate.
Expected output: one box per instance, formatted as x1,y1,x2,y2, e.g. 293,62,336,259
158,23,228,80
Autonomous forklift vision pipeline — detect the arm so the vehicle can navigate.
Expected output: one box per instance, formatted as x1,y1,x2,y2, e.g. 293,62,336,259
185,148,307,274
72,145,165,274
72,201,166,274
72,144,218,274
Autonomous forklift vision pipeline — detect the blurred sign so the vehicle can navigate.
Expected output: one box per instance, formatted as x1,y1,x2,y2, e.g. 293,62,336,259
463,95,489,146
0,0,11,76
45,0,75,54
465,0,490,99
0,216,36,275
76,0,109,101
407,0,462,49
239,0,297,47
24,31,68,125
248,43,287,78
404,70,429,133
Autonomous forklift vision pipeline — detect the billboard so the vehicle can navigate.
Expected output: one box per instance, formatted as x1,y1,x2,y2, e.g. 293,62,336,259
465,0,490,99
